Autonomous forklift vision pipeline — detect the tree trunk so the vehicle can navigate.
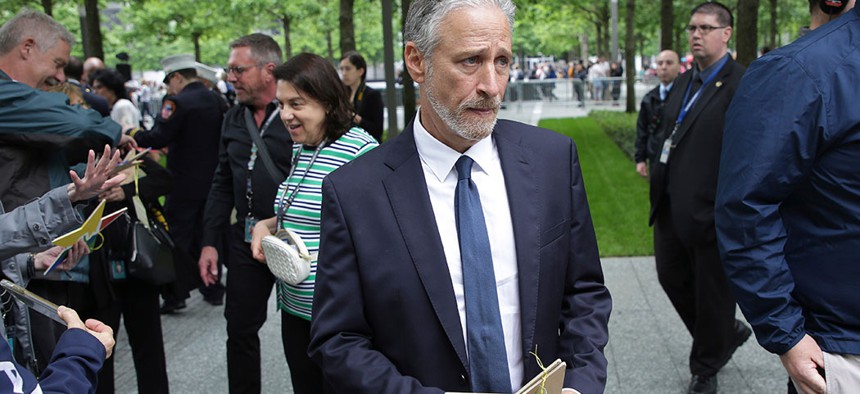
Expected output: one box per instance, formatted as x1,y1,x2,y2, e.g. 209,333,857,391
192,32,201,62
401,0,416,127
625,0,636,113
580,34,588,62
326,28,334,62
610,0,619,61
660,0,673,50
736,0,760,67
339,0,356,54
282,15,292,60
601,3,611,57
382,0,399,138
595,23,603,58
41,0,52,16
769,0,778,48
83,0,103,60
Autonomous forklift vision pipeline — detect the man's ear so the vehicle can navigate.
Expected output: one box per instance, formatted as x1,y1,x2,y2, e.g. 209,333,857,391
722,26,733,44
404,42,426,84
263,62,276,82
20,38,36,60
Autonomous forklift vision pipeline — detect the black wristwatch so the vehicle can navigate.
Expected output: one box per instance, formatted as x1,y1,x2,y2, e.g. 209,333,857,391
26,253,35,278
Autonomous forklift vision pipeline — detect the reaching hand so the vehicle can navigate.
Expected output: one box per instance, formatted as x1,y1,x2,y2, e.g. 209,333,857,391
58,306,115,359
33,240,89,271
780,334,826,394
98,186,126,203
67,145,127,202
119,134,138,150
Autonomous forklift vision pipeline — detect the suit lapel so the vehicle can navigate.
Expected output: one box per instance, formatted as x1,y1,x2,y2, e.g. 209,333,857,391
673,58,734,147
382,123,469,369
494,125,541,368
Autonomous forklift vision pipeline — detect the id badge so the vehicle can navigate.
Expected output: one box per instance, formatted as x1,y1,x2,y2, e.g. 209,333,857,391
111,260,126,280
659,138,672,164
244,216,258,243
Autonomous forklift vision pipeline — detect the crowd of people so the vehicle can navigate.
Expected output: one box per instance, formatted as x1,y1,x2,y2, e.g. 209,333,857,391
1,0,858,393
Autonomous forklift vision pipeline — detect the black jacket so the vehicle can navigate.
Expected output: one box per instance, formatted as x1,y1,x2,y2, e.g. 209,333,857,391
649,56,746,245
134,81,227,201
354,84,384,142
634,85,668,164
201,101,293,247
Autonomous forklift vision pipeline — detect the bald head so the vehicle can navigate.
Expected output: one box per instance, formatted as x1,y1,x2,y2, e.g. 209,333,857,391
82,57,104,85
656,50,680,85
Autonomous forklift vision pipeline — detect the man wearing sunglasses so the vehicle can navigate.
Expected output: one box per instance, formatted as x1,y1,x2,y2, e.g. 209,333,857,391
648,2,749,393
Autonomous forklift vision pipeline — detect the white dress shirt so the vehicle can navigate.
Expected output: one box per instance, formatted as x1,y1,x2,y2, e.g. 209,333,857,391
659,81,674,101
413,109,524,390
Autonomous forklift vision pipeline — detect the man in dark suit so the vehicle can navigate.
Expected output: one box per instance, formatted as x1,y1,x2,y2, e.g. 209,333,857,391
648,3,750,394
131,54,228,311
63,56,110,117
308,1,611,393
634,49,679,178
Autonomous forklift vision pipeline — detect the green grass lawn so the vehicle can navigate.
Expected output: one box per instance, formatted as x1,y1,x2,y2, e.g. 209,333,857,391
539,117,653,257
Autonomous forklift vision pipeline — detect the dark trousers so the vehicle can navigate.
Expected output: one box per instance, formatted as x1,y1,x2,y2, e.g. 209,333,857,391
164,197,225,303
654,206,739,377
27,280,93,374
281,311,325,394
93,276,169,394
225,225,276,394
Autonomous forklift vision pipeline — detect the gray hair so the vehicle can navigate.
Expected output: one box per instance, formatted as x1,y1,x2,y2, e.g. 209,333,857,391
404,0,516,61
230,33,283,66
0,9,74,56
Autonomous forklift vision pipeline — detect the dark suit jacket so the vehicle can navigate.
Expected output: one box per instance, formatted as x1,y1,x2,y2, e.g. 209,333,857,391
134,82,227,202
309,119,612,394
649,56,745,245
355,84,384,142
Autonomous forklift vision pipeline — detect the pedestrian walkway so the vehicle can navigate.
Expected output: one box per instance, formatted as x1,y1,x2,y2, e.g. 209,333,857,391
115,257,785,393
115,98,786,392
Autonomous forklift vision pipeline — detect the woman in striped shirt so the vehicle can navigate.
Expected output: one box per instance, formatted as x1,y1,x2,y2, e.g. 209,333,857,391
250,52,378,393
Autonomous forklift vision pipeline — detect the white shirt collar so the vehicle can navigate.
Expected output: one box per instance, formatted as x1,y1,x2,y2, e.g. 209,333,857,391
413,107,496,183
660,81,674,92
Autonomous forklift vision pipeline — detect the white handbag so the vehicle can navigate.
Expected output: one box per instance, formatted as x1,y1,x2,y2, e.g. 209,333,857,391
261,228,313,285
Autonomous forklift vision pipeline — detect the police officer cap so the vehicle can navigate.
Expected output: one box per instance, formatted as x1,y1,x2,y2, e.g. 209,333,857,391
161,54,197,75
195,63,219,85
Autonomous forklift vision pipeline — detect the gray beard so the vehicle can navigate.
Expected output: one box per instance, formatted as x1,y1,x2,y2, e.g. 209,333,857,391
424,71,501,142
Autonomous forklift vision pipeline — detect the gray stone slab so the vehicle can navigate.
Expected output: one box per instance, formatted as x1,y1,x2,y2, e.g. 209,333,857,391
112,256,785,394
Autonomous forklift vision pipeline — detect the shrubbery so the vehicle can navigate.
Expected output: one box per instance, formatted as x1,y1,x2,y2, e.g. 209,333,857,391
589,110,638,162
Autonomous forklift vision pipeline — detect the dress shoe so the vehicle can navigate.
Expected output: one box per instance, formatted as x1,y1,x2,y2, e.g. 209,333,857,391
688,374,717,394
203,294,224,306
160,299,186,314
731,320,753,356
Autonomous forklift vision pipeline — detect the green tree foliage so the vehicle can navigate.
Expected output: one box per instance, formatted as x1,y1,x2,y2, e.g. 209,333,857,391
0,1,822,75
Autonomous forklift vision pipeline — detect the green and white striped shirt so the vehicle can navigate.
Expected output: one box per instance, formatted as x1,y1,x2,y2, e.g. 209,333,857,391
275,127,378,320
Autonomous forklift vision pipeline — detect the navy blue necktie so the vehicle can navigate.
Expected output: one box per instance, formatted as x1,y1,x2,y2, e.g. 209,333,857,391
454,155,512,393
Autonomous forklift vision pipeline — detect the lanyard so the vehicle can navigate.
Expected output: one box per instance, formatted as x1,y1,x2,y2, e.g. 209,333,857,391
275,141,327,228
245,107,280,218
675,55,728,126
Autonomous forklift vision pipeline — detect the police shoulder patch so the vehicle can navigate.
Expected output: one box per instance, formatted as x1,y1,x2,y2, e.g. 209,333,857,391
161,99,177,120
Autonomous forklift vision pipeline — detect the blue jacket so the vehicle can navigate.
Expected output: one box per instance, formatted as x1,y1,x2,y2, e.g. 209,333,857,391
0,328,105,393
716,7,860,356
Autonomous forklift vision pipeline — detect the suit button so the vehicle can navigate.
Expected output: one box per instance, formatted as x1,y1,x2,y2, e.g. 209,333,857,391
39,237,48,245
460,374,467,384
32,223,41,231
